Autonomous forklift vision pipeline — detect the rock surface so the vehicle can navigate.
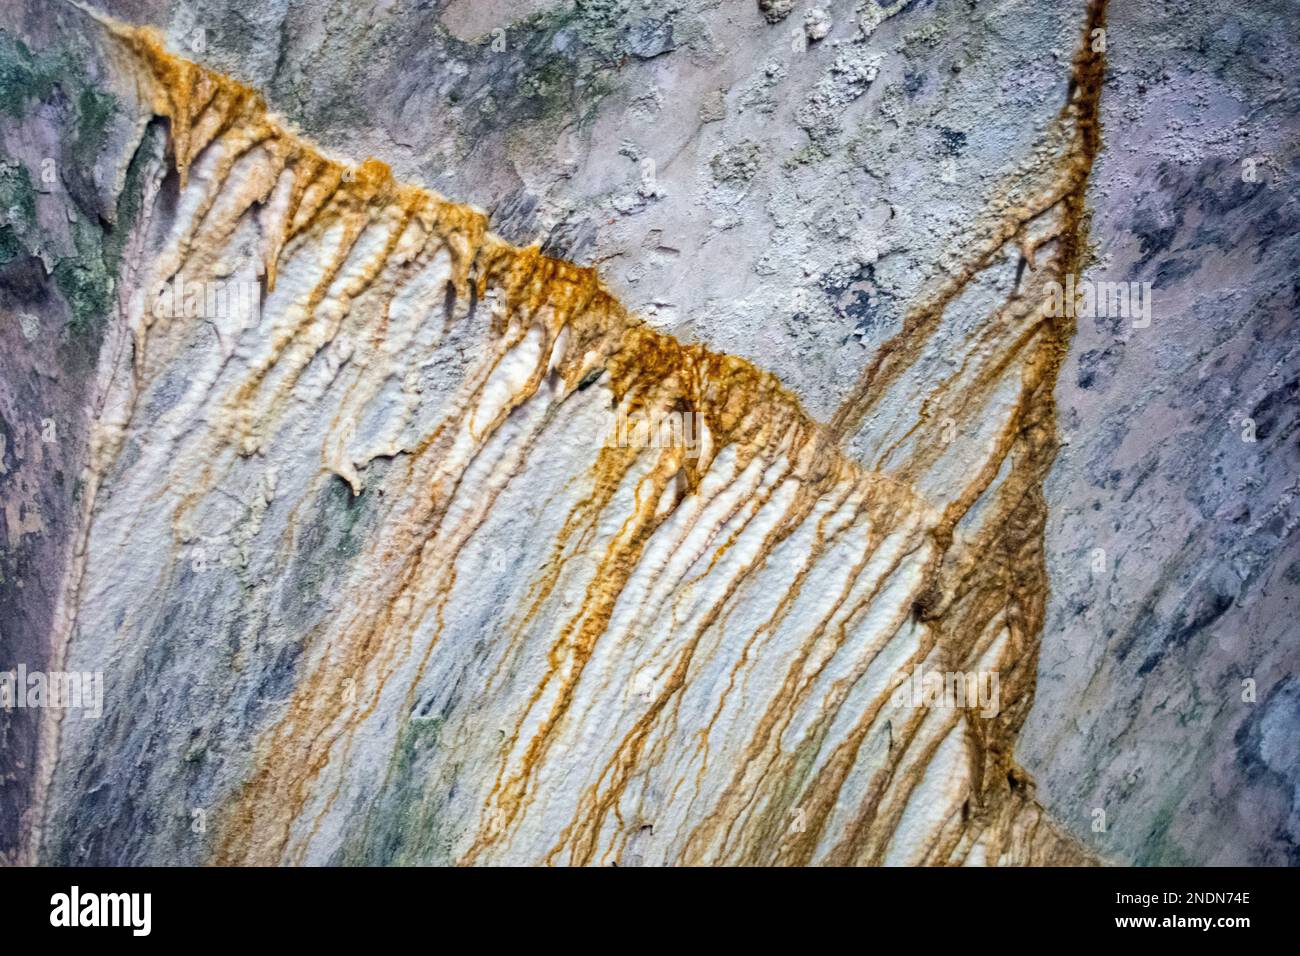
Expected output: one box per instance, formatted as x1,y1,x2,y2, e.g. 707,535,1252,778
0,0,1295,865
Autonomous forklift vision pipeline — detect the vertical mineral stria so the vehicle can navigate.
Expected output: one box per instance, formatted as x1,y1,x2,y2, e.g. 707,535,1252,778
1,0,1296,868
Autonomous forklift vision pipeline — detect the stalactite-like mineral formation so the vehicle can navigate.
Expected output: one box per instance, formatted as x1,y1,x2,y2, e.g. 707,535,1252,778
0,1,1124,866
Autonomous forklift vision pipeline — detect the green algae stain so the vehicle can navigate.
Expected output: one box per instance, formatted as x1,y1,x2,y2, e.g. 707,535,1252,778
0,161,36,265
0,29,139,341
0,34,59,118
336,716,456,866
